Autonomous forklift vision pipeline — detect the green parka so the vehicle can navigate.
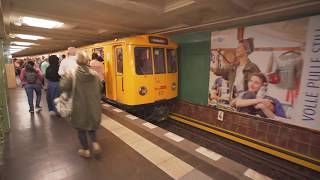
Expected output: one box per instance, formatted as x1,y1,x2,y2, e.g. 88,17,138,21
60,65,102,130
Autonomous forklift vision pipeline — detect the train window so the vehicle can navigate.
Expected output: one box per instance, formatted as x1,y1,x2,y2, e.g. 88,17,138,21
153,48,166,74
167,49,177,73
93,47,104,61
134,47,153,75
115,47,123,73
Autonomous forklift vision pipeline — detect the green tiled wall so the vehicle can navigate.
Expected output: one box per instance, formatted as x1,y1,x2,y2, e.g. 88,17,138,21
170,31,211,105
0,40,9,150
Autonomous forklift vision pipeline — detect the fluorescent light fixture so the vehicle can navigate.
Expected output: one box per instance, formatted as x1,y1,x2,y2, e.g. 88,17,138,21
10,45,28,49
15,34,45,40
21,16,64,29
9,46,28,54
11,41,34,46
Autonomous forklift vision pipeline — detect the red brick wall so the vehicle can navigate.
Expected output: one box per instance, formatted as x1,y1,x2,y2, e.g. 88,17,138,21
170,100,320,160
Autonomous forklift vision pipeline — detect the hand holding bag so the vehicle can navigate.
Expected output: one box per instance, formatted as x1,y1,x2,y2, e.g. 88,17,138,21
54,70,76,118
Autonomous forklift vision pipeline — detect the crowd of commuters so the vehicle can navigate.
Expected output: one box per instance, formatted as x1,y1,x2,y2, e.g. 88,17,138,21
16,47,105,158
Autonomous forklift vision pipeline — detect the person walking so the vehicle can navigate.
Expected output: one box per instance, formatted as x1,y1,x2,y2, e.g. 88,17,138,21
45,55,61,116
89,52,105,97
20,61,43,113
59,51,102,158
58,47,78,76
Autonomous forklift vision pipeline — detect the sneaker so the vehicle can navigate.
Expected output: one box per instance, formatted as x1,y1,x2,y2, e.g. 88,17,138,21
78,149,91,158
35,106,42,112
92,142,102,154
29,109,34,113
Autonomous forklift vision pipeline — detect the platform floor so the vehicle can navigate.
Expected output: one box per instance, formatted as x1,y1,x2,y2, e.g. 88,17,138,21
1,88,272,180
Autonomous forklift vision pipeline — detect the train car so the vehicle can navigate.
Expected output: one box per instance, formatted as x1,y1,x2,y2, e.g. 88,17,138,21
80,34,178,121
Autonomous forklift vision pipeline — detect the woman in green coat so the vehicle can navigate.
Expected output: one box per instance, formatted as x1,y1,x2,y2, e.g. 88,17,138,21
60,51,102,158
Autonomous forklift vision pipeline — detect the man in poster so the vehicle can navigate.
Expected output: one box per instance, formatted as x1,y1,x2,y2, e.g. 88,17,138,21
211,38,260,102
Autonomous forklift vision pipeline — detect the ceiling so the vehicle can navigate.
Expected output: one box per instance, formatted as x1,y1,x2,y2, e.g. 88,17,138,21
1,0,320,57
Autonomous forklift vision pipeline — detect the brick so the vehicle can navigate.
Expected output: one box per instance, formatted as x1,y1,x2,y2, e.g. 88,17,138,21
257,121,268,131
238,126,248,135
266,134,277,145
296,143,309,155
239,117,250,127
230,123,239,132
256,131,267,141
277,137,288,149
249,120,258,131
222,122,231,130
297,130,311,144
247,128,256,138
231,116,240,125
279,127,290,138
287,140,299,152
207,110,217,125
309,146,320,159
225,113,234,123
268,124,280,135
310,133,320,148
288,129,300,141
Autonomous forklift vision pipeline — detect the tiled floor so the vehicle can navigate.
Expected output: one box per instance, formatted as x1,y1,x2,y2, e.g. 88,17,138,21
2,89,172,180
1,88,273,180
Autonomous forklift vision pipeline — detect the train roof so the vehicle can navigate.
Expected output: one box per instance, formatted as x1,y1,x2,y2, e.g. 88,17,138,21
80,34,178,49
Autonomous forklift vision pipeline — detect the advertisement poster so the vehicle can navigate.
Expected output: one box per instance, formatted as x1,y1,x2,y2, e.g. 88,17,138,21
209,15,320,130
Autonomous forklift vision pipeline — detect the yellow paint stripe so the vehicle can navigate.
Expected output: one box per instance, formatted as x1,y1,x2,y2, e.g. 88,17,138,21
171,112,320,164
169,114,320,172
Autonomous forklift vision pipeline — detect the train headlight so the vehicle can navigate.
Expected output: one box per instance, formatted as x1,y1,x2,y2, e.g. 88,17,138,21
171,82,177,90
139,86,148,96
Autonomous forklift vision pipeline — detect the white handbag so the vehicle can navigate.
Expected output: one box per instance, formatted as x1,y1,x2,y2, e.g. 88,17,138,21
54,70,76,118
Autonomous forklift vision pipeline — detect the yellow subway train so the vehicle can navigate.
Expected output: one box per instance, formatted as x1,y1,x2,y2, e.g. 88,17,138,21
79,34,178,120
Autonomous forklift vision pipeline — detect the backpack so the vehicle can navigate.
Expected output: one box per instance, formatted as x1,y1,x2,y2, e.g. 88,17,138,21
25,71,38,84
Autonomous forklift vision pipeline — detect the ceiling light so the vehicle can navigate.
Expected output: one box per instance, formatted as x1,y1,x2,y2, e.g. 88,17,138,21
15,34,45,40
21,16,64,29
11,41,35,46
10,45,28,49
9,47,28,54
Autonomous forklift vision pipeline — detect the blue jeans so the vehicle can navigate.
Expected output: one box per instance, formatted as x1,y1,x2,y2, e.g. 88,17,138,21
46,81,60,112
24,84,42,110
77,129,97,150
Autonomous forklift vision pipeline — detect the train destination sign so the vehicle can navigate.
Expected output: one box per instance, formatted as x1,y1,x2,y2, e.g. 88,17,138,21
149,36,168,45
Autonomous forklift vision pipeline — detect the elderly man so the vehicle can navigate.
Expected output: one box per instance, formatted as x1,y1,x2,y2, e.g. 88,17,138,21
58,47,78,76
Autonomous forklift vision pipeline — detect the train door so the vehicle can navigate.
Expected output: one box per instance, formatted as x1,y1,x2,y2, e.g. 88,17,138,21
153,47,167,100
114,45,125,103
166,48,178,99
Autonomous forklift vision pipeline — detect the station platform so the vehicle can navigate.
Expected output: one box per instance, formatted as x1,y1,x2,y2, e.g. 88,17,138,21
1,88,272,180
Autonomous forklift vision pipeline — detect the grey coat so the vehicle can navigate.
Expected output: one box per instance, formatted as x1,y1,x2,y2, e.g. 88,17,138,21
60,65,102,130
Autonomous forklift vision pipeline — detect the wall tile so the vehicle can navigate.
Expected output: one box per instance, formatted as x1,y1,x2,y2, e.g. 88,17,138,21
296,143,309,155
277,137,288,149
287,140,299,152
256,131,267,141
171,100,320,159
279,127,290,138
309,146,320,160
266,134,277,145
268,124,280,136
310,133,320,148
257,121,268,131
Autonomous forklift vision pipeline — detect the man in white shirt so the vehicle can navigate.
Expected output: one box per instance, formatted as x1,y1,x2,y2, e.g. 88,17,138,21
58,47,78,76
